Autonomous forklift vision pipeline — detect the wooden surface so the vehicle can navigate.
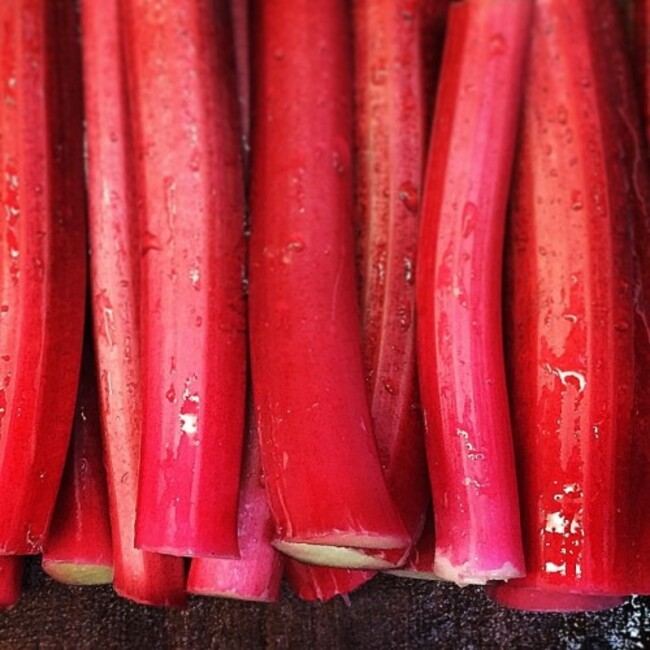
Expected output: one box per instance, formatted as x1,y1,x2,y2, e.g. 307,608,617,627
0,560,647,648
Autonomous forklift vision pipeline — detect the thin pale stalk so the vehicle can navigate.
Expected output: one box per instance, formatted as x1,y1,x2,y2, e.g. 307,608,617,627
82,0,186,605
42,343,113,586
350,0,429,569
416,0,531,585
187,416,284,603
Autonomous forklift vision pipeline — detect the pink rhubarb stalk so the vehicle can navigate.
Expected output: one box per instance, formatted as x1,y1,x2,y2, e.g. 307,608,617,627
82,0,186,605
504,0,650,597
487,584,625,613
285,561,375,603
388,512,436,581
249,0,410,566
42,344,113,586
416,0,531,584
0,0,86,554
122,0,247,557
187,416,284,603
0,557,22,608
351,0,430,569
231,0,250,159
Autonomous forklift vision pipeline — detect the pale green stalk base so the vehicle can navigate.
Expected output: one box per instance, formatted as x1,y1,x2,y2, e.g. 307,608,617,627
387,569,440,581
273,541,395,570
42,560,114,586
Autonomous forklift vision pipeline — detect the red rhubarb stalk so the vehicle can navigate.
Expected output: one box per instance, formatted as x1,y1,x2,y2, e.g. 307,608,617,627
122,0,247,557
635,0,650,144
351,0,430,569
504,0,650,597
249,0,410,566
231,0,250,160
0,557,22,608
487,584,625,613
42,344,113,586
387,512,436,581
416,0,530,584
285,560,375,603
82,0,186,605
0,0,86,554
421,0,451,138
187,415,284,603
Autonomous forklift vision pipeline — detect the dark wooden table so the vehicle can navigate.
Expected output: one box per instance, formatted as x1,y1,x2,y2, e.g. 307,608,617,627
0,559,647,648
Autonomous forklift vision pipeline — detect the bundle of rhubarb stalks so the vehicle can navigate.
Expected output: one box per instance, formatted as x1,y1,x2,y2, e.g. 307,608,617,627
1,0,650,616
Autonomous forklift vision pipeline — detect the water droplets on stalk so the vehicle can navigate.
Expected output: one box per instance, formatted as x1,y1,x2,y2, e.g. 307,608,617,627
489,33,507,56
398,181,418,213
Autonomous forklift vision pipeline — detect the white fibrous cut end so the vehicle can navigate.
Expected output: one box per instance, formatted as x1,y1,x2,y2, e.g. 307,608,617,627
433,555,523,586
387,569,439,582
274,541,395,570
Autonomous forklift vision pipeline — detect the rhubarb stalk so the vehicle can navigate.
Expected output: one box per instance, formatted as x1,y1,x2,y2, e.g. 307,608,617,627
187,415,284,603
504,0,650,596
285,561,375,603
0,557,22,608
0,0,86,554
249,0,410,565
351,0,430,569
387,513,436,581
421,0,451,137
232,0,250,160
42,343,113,586
487,584,626,613
82,0,186,604
416,0,530,584
635,0,650,144
122,0,247,557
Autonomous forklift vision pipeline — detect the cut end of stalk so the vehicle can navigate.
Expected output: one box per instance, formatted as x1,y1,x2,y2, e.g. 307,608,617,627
188,586,279,604
433,556,523,586
113,583,187,609
273,541,402,570
42,560,114,586
135,539,240,560
387,569,439,582
487,584,627,613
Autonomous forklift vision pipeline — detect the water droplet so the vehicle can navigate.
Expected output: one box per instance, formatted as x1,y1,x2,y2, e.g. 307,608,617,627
403,257,414,284
142,230,162,254
570,189,583,211
461,202,479,237
614,319,629,332
489,33,507,56
332,151,345,174
282,237,305,264
189,262,201,290
397,301,411,331
398,181,418,213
